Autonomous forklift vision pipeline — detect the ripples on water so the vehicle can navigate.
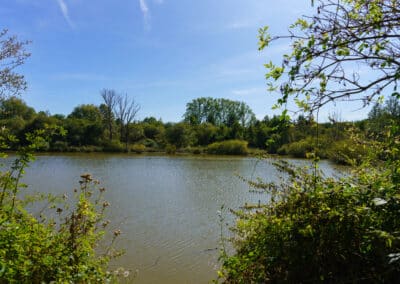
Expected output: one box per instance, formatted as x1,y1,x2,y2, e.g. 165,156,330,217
14,154,341,284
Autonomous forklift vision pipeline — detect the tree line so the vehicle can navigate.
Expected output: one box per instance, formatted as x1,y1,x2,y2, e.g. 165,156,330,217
1,90,398,162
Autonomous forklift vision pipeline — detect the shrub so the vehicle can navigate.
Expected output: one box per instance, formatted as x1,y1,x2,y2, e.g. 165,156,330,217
101,140,124,152
80,145,103,152
191,147,203,155
0,130,126,283
165,144,176,154
206,140,248,155
51,140,68,152
140,138,159,149
328,139,369,165
130,143,146,153
218,140,400,283
278,137,329,159
0,173,124,283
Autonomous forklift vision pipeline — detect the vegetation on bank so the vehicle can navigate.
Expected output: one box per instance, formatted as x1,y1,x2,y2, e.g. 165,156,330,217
1,94,399,161
0,29,129,283
218,0,400,282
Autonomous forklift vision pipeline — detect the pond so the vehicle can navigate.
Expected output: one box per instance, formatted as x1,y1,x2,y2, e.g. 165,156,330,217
17,154,342,283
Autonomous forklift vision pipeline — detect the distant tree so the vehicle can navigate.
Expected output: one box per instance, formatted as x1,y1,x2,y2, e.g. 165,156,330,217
115,94,140,151
0,96,35,120
0,97,35,137
184,97,256,127
165,123,193,148
195,123,218,146
66,104,103,146
100,89,117,141
69,104,102,122
0,29,30,98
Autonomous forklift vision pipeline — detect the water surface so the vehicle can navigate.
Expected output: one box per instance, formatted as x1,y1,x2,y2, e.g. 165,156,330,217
18,154,341,283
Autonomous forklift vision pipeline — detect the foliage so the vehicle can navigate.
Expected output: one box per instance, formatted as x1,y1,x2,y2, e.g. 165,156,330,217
207,140,248,155
165,122,193,148
165,144,176,155
184,97,256,127
259,0,400,112
101,140,124,152
219,140,400,282
0,130,125,283
1,94,397,164
328,139,369,165
218,1,400,282
130,143,146,153
278,137,316,158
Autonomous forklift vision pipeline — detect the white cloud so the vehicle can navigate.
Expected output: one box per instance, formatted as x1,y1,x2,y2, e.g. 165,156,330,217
56,0,74,28
139,0,151,30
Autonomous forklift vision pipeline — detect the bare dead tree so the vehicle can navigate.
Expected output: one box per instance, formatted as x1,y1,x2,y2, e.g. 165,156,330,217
100,89,117,141
115,93,140,151
0,29,30,98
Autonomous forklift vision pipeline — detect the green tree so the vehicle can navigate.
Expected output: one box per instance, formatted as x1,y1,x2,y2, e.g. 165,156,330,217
165,122,193,148
219,1,400,282
66,105,104,146
194,123,218,146
259,0,400,113
184,97,256,127
0,97,35,138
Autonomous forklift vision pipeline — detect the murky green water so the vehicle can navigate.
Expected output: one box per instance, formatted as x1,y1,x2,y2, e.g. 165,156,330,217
17,154,341,283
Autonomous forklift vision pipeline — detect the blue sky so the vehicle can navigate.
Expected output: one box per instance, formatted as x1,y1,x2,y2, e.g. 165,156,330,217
2,0,370,122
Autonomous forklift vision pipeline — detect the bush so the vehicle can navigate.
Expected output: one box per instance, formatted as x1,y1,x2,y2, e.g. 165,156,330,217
0,161,125,283
278,137,329,159
218,146,400,283
0,130,126,283
328,139,369,165
130,143,146,153
206,140,248,155
140,138,159,149
165,144,176,154
191,147,203,155
101,140,124,152
51,140,68,152
80,145,103,152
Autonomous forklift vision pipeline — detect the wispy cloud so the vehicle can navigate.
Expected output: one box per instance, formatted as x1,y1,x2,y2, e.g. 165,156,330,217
139,0,151,30
56,0,74,28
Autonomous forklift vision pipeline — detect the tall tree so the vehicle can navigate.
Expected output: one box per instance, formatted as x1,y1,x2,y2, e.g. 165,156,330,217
115,93,140,151
259,0,400,113
184,97,256,127
100,89,117,141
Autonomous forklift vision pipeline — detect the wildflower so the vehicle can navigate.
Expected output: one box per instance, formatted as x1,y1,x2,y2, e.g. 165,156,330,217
80,173,92,182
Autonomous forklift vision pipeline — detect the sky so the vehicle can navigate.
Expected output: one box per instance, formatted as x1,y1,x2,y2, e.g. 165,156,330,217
1,0,371,122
